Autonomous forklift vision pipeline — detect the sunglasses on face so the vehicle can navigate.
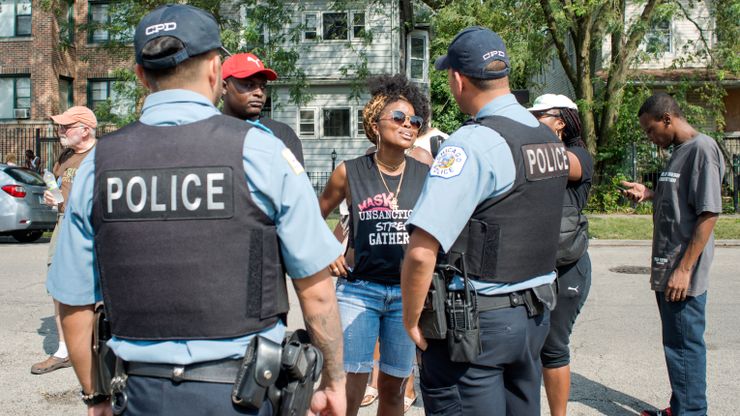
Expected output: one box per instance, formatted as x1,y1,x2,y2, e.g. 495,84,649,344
58,124,85,133
535,111,562,120
379,110,423,129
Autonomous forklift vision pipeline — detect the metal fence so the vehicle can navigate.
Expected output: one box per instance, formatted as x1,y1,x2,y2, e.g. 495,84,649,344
609,138,740,212
306,171,331,196
1,125,117,172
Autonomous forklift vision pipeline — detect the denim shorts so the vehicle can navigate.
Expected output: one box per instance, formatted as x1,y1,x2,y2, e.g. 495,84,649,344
336,278,415,378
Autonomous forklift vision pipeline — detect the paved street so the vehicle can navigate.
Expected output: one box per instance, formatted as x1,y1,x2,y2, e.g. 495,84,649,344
1,237,738,415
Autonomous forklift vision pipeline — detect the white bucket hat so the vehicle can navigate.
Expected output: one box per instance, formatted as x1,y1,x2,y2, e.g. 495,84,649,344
528,94,578,112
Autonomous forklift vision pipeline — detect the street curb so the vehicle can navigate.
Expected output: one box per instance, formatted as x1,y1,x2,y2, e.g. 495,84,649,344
589,239,740,247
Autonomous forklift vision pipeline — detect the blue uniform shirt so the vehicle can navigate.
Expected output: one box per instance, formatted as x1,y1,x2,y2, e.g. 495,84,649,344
47,89,343,364
407,93,556,294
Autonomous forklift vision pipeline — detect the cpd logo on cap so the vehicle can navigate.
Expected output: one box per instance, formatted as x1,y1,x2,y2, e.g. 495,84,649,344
145,22,177,36
482,50,506,60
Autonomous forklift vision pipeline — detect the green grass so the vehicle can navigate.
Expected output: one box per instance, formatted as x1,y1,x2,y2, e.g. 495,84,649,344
42,214,740,241
588,215,740,240
326,218,339,231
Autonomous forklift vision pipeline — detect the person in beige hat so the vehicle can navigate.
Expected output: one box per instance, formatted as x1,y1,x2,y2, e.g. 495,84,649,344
31,106,97,375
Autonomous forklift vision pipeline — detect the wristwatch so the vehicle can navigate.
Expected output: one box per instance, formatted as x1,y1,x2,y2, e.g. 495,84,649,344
80,391,110,406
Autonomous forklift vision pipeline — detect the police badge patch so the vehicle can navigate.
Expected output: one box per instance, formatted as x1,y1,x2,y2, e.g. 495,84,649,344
430,146,467,178
282,148,305,175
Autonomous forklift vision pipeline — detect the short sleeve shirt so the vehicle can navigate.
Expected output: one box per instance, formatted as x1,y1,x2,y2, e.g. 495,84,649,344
46,89,342,364
651,133,724,296
53,147,95,212
260,117,305,166
407,94,556,294
565,146,593,211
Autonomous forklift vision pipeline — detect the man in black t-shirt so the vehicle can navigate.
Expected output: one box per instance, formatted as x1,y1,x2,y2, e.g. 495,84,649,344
221,53,304,165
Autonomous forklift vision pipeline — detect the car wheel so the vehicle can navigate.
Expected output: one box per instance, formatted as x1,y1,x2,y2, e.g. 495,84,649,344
11,230,44,243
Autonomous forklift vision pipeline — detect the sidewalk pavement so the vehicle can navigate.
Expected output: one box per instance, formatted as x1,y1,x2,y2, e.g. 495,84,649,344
1,239,738,415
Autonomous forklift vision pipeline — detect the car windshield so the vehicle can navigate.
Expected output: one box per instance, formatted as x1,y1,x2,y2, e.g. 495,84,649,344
4,167,45,186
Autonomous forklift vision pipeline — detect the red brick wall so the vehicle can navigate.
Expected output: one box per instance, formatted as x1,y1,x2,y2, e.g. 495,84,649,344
724,88,740,133
0,0,132,134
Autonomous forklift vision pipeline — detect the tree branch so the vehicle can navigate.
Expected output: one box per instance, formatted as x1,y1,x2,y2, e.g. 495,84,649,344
539,0,578,88
418,0,454,10
623,0,661,56
672,0,716,67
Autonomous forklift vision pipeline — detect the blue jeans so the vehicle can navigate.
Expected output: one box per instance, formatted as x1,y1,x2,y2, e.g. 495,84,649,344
336,278,415,377
656,291,708,416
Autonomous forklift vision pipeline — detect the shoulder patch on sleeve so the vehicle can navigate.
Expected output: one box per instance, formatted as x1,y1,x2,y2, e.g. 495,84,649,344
430,146,467,178
282,148,305,175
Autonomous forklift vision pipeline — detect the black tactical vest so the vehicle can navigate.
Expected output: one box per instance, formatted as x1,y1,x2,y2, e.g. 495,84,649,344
91,115,288,340
447,116,568,283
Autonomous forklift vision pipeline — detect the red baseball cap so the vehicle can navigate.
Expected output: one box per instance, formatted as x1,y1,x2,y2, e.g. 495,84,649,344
222,53,278,81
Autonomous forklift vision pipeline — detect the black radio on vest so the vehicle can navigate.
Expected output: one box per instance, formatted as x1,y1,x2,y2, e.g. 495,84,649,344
91,115,289,340
447,115,569,283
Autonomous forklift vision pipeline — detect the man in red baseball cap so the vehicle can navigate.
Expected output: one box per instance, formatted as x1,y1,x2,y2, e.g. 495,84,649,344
222,53,304,164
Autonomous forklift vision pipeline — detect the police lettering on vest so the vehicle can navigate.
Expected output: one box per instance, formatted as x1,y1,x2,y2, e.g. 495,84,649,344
521,143,569,181
102,167,234,221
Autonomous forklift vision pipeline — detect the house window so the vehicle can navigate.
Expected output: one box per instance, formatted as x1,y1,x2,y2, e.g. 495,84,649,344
352,12,365,38
645,18,672,54
63,0,74,43
88,1,110,43
261,97,272,119
59,77,74,112
304,13,318,40
0,76,31,119
0,0,32,37
87,79,135,117
299,109,317,137
323,12,348,40
239,6,269,49
323,108,350,137
407,31,429,81
356,109,365,138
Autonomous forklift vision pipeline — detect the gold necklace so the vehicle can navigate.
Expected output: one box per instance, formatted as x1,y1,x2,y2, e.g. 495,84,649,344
374,153,404,171
375,156,405,210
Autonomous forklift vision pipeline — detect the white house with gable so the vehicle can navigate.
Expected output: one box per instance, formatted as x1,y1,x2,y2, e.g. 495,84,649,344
239,0,429,181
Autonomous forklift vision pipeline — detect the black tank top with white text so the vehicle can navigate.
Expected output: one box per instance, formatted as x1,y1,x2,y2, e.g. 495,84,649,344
345,154,429,285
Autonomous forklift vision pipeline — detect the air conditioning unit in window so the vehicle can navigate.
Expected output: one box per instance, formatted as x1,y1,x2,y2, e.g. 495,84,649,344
13,108,30,119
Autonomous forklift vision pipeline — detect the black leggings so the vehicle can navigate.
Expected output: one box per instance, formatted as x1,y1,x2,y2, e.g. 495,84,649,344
541,252,591,368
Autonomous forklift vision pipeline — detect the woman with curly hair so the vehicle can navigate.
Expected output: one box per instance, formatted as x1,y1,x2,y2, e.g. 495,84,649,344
319,74,430,416
529,94,593,416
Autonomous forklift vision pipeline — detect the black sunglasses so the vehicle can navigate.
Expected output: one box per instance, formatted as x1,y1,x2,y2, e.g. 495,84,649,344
379,110,423,129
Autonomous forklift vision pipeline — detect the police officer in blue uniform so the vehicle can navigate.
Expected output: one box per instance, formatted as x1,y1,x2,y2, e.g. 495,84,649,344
46,5,346,415
400,27,568,415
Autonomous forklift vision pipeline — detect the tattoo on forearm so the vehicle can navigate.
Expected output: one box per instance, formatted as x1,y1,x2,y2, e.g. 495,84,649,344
303,302,344,383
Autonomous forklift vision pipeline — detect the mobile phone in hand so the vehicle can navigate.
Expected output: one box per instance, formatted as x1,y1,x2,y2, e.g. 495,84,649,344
615,184,630,192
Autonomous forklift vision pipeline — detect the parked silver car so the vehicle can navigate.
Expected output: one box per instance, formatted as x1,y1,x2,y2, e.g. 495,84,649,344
0,164,58,242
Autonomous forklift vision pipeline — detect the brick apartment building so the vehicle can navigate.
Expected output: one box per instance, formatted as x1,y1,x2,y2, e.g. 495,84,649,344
1,0,130,167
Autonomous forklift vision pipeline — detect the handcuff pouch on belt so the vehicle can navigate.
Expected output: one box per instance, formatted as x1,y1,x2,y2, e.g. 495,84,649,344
232,335,283,409
232,329,323,416
419,254,482,363
92,304,116,396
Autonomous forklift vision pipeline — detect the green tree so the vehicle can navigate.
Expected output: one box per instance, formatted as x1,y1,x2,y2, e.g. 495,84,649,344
45,0,403,125
423,0,739,178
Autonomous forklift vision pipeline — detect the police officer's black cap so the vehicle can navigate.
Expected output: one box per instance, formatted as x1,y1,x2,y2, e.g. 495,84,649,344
434,26,511,80
135,4,224,69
